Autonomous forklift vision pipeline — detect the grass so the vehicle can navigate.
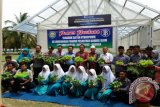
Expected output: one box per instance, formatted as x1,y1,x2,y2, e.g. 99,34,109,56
2,98,74,107
2,54,18,61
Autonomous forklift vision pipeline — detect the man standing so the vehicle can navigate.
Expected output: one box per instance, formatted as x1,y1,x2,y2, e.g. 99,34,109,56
64,46,75,72
43,46,56,57
99,47,113,69
113,46,130,77
55,45,65,57
88,45,99,71
75,44,89,68
31,45,43,85
130,45,142,64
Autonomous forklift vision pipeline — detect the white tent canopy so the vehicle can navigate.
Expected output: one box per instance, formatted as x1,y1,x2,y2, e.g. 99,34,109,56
12,0,160,52
12,0,160,36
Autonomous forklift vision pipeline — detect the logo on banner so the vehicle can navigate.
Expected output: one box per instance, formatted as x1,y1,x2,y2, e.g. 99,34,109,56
129,77,159,104
101,29,110,37
49,31,56,39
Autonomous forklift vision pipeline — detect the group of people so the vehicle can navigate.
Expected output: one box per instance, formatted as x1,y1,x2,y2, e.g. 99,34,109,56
1,44,160,105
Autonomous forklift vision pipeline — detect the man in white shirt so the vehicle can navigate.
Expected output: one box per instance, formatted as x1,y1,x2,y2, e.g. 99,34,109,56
99,47,113,68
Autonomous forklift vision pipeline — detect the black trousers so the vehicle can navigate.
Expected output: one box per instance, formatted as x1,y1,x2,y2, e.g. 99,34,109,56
33,67,42,85
1,78,13,90
12,78,35,92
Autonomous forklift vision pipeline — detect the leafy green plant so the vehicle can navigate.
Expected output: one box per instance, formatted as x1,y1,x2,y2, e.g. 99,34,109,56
55,57,64,62
1,71,12,80
97,58,105,64
35,54,44,61
96,75,104,83
116,60,124,66
65,76,72,82
88,57,95,62
63,55,72,61
43,56,55,64
127,65,139,75
138,60,154,67
50,75,58,83
14,72,29,79
88,80,95,88
74,57,84,63
72,79,80,87
19,57,30,63
36,75,45,83
110,81,122,90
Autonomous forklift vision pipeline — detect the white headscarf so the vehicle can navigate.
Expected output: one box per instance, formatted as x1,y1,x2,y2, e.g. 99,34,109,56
39,65,50,80
88,69,97,82
75,66,88,82
65,65,76,79
51,63,65,79
101,66,115,88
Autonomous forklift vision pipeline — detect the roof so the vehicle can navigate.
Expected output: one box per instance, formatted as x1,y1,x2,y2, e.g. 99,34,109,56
12,0,160,37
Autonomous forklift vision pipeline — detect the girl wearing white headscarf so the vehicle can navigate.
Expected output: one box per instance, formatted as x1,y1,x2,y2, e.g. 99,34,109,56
34,65,50,95
74,66,88,82
47,64,65,96
97,65,115,101
84,69,100,100
101,66,115,89
70,66,88,97
61,65,76,95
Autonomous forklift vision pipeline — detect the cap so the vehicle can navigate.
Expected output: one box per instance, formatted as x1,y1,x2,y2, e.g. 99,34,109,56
90,45,95,49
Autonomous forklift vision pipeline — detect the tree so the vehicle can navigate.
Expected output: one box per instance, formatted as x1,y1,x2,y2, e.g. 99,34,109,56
3,12,36,51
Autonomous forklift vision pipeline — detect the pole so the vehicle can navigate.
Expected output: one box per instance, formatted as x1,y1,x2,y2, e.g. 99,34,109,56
0,0,3,106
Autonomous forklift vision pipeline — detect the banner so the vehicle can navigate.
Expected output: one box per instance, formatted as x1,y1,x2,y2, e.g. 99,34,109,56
68,14,111,27
47,27,112,48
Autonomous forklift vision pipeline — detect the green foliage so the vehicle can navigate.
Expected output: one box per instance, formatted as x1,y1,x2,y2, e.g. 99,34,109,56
36,75,45,83
72,79,80,87
43,57,55,64
97,58,105,64
96,75,104,83
55,57,64,62
50,75,58,83
19,57,30,63
35,54,44,60
88,57,96,62
110,81,122,90
138,60,154,67
88,80,95,88
127,65,139,75
65,76,72,82
1,71,12,80
3,12,36,49
74,57,84,63
14,72,29,79
63,55,72,61
116,60,124,66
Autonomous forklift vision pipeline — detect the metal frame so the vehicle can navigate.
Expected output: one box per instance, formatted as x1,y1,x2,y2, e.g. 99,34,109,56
11,0,160,38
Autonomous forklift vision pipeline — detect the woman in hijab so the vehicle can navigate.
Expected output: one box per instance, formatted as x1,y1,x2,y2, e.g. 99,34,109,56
34,65,50,95
60,65,76,95
47,64,65,96
97,66,115,101
84,69,100,100
70,66,88,97
16,48,31,69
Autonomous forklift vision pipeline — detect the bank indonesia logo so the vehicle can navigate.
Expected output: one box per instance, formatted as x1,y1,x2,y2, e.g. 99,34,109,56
101,29,110,37
49,31,56,39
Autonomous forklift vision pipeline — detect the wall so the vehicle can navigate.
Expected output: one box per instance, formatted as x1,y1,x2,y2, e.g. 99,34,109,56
120,26,160,50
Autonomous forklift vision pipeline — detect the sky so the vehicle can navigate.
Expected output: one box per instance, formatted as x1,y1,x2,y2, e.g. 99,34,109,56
2,0,160,27
2,0,55,27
